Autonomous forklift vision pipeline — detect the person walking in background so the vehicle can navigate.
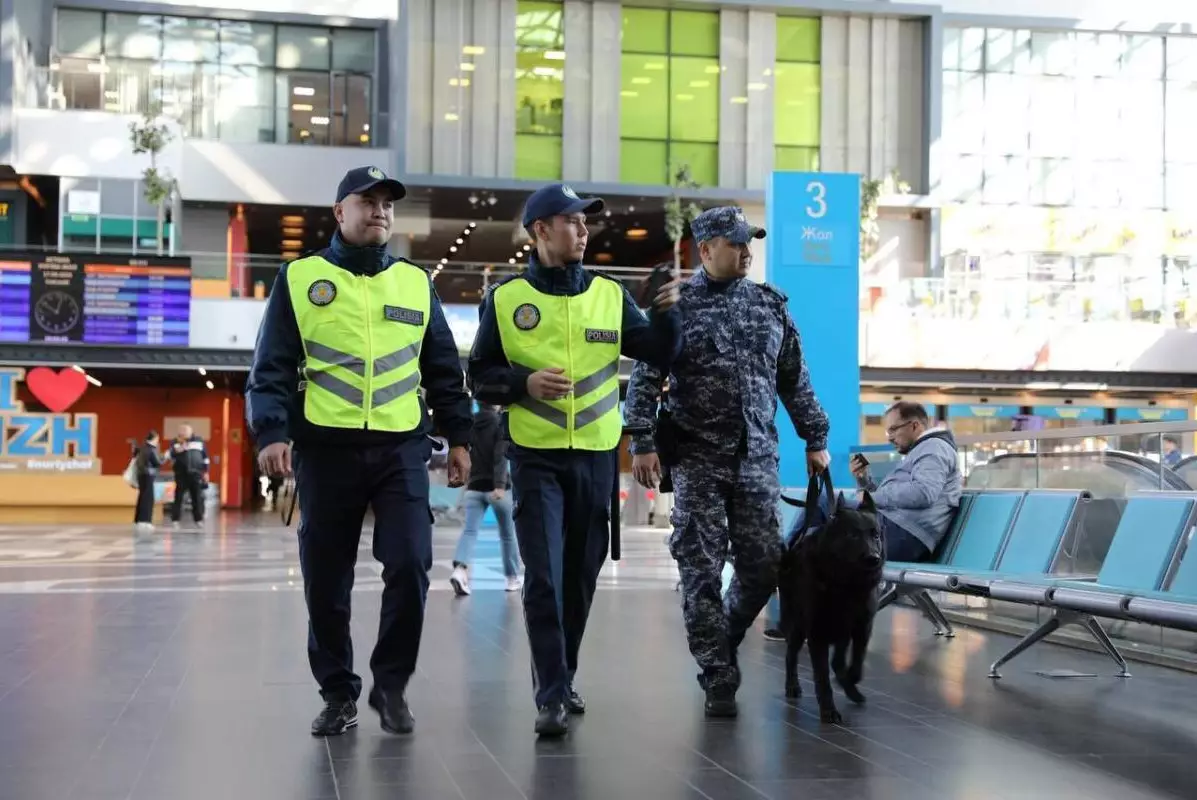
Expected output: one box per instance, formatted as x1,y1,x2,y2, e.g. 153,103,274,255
133,431,163,532
169,423,209,527
450,403,522,596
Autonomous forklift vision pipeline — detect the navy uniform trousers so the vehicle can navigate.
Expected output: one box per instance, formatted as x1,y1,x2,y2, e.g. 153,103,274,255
293,437,433,702
669,450,782,692
509,444,616,709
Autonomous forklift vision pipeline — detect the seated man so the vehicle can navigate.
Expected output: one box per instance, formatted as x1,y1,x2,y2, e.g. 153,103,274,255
851,401,963,563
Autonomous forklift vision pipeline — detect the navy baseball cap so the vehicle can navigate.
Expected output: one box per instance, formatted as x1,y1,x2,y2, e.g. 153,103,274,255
691,206,766,244
335,166,407,203
521,183,604,227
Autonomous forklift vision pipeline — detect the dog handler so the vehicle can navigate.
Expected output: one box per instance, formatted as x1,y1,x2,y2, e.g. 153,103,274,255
468,182,682,737
625,206,830,718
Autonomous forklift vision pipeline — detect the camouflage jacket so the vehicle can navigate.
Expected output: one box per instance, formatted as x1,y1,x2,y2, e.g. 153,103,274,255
625,268,829,459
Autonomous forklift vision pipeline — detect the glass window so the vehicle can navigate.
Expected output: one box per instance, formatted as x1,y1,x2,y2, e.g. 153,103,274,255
774,62,820,148
276,25,330,71
985,28,1028,73
620,54,668,139
332,28,375,73
516,1,565,180
982,155,1028,204
280,71,331,145
1167,162,1197,208
1076,32,1123,78
941,154,984,203
220,20,275,67
100,180,136,216
1165,80,1197,163
777,17,819,63
56,9,104,58
982,73,1030,155
1029,158,1073,206
1119,79,1164,162
669,10,718,58
162,16,219,63
332,74,372,146
622,8,667,53
1121,160,1164,208
1074,78,1121,160
1167,36,1197,81
1124,35,1163,79
215,65,274,143
104,13,162,60
775,145,819,172
670,141,717,186
620,139,668,184
1029,31,1074,76
941,70,984,155
670,57,718,142
1027,75,1074,157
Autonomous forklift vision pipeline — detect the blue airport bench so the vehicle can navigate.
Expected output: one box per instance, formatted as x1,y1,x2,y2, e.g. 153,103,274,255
879,489,1027,636
979,492,1197,677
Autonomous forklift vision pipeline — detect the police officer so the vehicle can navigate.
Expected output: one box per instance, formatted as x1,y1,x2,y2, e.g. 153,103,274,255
246,166,473,737
624,206,830,718
468,182,682,737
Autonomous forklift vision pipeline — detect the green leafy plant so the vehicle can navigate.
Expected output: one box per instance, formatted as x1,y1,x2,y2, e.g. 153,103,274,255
860,169,910,262
664,164,703,277
129,106,176,255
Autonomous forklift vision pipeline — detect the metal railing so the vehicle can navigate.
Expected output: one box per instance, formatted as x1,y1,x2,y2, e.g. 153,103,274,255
22,62,386,148
863,276,1197,326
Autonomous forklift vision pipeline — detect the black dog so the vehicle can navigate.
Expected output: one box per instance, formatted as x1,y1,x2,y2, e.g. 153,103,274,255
778,490,884,724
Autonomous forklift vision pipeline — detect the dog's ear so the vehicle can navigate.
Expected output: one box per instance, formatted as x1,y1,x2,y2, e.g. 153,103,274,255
858,491,876,513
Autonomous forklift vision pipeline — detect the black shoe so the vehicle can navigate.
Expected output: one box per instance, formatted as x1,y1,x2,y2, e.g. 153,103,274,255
368,687,414,735
534,703,569,737
311,698,358,737
704,686,738,718
565,685,586,715
762,628,785,642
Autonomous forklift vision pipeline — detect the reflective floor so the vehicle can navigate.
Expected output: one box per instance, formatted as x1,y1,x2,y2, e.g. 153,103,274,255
0,514,1194,800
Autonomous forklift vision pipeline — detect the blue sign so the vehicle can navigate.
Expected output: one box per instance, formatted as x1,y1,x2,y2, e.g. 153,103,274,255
1031,405,1105,422
946,403,1022,419
1115,407,1189,422
767,171,861,490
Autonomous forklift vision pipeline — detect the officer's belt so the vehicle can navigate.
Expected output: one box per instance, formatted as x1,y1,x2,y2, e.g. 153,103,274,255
512,360,620,429
302,339,422,408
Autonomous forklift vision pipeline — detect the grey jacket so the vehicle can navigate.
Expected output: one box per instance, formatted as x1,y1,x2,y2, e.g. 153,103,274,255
862,429,963,552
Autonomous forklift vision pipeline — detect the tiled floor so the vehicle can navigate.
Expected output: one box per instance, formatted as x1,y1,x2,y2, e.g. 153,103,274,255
1,514,1195,800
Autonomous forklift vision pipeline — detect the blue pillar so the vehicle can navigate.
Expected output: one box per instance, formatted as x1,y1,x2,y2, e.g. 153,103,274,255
765,171,862,492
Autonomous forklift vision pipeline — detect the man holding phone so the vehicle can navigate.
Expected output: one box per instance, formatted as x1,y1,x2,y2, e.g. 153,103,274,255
625,206,829,719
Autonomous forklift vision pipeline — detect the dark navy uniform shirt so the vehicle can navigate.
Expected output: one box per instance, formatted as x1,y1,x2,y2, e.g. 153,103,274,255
468,254,682,408
624,268,829,460
245,232,473,450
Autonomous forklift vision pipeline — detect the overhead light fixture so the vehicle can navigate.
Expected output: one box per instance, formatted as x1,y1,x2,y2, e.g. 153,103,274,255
522,244,531,251
730,96,748,104
359,134,370,143
460,63,476,72
310,115,330,125
620,90,639,98
690,80,710,88
463,45,486,55
198,368,207,376
509,258,516,264
291,103,313,111
747,82,767,91
444,112,460,121
468,222,477,229
449,246,458,253
85,375,102,387
644,62,665,71
676,93,694,101
281,239,303,248
282,227,303,237
533,67,557,76
440,258,448,264
626,228,648,239
205,380,215,390
449,78,471,87
281,215,304,225
631,77,651,85
70,365,84,373
292,86,315,96
456,237,464,245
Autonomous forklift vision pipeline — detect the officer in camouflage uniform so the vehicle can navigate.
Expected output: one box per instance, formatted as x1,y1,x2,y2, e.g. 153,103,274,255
625,206,830,718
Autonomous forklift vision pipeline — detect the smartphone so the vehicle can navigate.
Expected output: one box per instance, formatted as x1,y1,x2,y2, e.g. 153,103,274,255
644,264,672,305
851,453,869,468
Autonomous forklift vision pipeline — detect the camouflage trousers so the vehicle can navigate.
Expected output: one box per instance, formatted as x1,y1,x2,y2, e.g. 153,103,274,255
668,452,782,692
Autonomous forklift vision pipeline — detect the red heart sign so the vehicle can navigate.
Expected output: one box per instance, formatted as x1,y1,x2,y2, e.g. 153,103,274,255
25,367,89,413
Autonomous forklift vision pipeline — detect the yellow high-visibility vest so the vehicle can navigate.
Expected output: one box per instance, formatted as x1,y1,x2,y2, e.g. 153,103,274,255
493,275,623,450
286,255,428,431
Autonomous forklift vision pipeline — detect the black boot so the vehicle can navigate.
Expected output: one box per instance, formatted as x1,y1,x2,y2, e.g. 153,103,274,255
704,686,738,718
368,687,414,735
565,684,586,715
311,698,358,736
534,702,569,737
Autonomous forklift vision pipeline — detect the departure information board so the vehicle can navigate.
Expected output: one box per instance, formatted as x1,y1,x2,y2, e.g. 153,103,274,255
0,252,191,346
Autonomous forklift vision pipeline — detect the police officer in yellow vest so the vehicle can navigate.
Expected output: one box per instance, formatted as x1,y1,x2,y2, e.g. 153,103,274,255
468,183,682,737
246,166,473,738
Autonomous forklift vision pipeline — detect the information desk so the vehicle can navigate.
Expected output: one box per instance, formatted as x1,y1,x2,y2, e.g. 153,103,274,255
0,252,191,345
0,474,141,523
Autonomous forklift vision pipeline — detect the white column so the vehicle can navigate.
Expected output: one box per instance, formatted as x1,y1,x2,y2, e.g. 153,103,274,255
744,10,776,190
431,0,467,175
718,9,748,189
563,0,594,180
590,3,621,182
495,0,518,178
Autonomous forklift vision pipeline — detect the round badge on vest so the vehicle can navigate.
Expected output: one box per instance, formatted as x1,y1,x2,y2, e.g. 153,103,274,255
513,303,540,330
308,279,337,306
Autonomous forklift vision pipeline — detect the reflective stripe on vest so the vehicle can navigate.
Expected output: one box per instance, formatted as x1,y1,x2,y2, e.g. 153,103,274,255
493,276,623,451
286,255,429,432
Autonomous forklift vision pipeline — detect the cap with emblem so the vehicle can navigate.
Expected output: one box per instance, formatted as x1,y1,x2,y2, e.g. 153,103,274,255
691,206,766,245
335,166,407,203
521,182,605,228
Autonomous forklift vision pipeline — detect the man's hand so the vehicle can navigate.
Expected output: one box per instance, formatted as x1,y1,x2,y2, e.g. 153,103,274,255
632,452,662,489
446,446,470,488
258,442,292,478
806,449,830,477
527,368,573,401
489,487,505,502
849,454,869,480
653,279,681,312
